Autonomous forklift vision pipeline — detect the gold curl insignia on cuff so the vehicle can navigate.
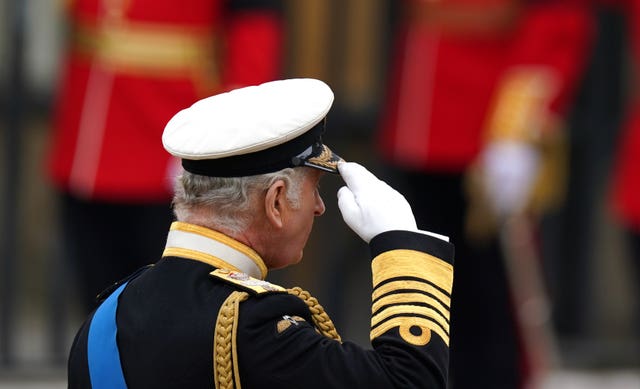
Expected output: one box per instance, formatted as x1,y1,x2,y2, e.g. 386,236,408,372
399,323,432,346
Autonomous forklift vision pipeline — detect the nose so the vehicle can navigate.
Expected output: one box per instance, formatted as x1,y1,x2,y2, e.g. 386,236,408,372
314,191,325,216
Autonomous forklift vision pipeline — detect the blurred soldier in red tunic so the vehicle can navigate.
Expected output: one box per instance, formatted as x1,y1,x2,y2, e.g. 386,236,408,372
47,0,283,311
377,0,594,387
610,0,640,337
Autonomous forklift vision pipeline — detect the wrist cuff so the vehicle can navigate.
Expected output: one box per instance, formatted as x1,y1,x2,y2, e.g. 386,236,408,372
369,230,454,266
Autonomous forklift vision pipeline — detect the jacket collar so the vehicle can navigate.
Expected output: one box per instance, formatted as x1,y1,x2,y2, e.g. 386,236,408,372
163,221,267,280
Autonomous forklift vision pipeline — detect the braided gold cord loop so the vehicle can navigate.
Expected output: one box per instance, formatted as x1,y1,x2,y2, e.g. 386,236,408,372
214,291,249,389
287,287,342,342
212,288,339,389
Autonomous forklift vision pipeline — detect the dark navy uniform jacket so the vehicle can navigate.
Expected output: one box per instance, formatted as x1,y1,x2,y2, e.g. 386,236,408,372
68,221,454,388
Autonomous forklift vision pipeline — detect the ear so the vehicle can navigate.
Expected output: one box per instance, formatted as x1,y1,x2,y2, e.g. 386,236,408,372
264,179,287,229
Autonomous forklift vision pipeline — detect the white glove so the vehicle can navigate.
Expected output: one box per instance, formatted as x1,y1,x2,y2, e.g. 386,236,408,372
337,162,418,243
480,141,540,218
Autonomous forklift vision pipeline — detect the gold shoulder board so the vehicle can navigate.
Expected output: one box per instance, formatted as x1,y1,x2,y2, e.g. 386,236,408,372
210,269,286,295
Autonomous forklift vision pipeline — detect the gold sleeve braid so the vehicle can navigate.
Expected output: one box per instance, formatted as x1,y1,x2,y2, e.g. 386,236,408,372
213,288,341,389
370,249,453,346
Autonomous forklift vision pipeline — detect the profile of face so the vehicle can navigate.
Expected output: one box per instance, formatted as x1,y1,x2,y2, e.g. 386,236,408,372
262,168,326,269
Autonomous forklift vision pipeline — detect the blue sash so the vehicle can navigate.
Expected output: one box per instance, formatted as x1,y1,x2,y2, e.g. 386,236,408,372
87,282,129,389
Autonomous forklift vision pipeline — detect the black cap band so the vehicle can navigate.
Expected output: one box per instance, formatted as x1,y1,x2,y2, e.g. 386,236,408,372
181,121,325,177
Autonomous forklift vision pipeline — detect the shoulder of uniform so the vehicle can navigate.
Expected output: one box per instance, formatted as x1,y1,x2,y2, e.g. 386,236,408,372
209,269,287,295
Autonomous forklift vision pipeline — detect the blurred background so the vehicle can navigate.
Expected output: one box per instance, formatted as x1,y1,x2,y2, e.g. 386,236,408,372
0,0,639,387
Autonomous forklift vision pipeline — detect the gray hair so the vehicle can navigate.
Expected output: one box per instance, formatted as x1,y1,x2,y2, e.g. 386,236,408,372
172,168,307,234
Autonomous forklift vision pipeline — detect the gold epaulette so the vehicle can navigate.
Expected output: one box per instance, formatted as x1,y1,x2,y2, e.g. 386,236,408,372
485,67,559,144
210,269,286,295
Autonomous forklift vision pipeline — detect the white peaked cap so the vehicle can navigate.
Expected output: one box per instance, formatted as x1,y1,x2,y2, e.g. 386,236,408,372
162,78,343,177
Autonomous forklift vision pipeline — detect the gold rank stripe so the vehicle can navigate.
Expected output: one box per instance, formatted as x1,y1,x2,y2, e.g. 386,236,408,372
372,292,450,322
371,250,453,294
371,304,449,338
373,279,451,309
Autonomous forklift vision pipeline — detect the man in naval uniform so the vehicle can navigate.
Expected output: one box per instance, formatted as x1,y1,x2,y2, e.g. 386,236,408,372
67,78,455,389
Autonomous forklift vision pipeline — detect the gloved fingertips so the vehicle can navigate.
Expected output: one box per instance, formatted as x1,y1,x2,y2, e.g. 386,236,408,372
339,163,379,193
337,163,360,186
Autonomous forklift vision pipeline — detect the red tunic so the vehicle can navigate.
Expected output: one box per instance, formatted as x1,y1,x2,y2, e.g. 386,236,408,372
611,0,640,230
377,0,594,173
47,0,283,202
